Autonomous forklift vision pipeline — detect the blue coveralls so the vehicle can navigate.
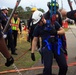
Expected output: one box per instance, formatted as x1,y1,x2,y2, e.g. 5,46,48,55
33,20,68,75
0,12,15,54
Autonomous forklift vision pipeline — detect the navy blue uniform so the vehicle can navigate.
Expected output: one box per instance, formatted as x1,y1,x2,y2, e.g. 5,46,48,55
0,10,3,38
44,11,68,56
0,11,15,54
33,20,68,75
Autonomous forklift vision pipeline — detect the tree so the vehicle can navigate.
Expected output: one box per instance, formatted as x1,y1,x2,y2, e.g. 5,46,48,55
16,6,24,12
8,8,13,16
38,8,45,13
25,7,31,11
8,6,45,19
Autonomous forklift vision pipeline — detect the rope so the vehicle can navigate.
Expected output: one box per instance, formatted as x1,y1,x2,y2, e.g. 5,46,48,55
0,62,76,74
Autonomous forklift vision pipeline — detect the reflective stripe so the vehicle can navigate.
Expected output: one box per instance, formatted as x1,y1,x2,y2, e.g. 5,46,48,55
12,27,16,30
11,17,20,30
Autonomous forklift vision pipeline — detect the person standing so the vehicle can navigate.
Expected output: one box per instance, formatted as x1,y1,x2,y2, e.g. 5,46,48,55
44,1,68,58
27,7,40,50
0,6,17,55
11,12,21,50
0,8,14,67
31,10,68,75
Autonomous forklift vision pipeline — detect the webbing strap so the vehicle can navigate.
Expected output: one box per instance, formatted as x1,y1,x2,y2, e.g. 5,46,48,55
43,37,62,55
50,0,53,18
44,39,51,50
50,0,56,18
57,38,62,55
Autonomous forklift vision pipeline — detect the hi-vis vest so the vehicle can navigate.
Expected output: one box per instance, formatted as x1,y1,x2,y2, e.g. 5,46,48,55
11,17,20,31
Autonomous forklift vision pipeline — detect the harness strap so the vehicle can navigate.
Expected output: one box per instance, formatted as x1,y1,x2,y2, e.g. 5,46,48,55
57,38,62,55
44,39,52,50
43,36,62,55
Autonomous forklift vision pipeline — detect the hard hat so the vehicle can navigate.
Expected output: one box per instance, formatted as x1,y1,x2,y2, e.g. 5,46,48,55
31,7,37,12
1,6,8,10
32,10,43,24
47,1,59,9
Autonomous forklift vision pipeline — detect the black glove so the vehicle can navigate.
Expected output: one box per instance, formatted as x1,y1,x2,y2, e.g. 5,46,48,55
5,56,14,67
31,53,35,61
50,29,57,35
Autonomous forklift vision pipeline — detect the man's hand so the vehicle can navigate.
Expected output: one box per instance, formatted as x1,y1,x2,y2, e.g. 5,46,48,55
31,53,35,61
5,56,14,67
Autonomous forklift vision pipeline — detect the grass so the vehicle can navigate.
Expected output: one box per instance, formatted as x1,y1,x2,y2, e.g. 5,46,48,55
0,30,41,72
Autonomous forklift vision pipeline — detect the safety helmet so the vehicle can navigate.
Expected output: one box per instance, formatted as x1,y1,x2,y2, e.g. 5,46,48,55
32,10,43,24
47,1,59,9
1,6,8,10
31,7,37,12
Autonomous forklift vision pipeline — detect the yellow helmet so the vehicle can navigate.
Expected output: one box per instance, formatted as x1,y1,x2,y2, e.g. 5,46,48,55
31,7,37,12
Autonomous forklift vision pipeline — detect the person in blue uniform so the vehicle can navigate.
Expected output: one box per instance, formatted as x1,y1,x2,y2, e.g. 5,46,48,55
0,6,17,55
31,10,68,75
0,8,14,67
44,1,68,58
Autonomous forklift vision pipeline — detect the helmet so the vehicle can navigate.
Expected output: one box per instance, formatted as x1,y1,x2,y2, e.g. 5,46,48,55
32,10,43,24
31,7,37,12
47,1,59,9
1,6,8,10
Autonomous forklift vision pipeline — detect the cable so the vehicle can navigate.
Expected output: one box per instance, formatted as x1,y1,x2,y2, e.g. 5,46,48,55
0,61,76,74
0,53,22,75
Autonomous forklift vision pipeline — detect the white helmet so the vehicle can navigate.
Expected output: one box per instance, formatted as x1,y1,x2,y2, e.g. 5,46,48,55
1,6,8,10
32,10,43,24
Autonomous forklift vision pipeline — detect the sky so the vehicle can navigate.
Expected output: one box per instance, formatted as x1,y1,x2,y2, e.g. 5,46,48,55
0,0,76,12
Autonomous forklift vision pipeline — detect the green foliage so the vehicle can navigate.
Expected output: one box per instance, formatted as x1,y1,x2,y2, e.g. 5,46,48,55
8,6,45,19
8,8,13,16
38,8,45,13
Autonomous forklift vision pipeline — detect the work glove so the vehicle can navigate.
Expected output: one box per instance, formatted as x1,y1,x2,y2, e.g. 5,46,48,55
3,34,7,38
31,53,35,61
50,29,57,35
5,56,14,67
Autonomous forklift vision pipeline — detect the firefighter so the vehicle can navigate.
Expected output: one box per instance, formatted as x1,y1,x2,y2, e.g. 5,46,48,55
11,12,21,50
0,6,17,55
31,10,68,75
44,1,68,59
27,7,40,50
0,7,14,67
